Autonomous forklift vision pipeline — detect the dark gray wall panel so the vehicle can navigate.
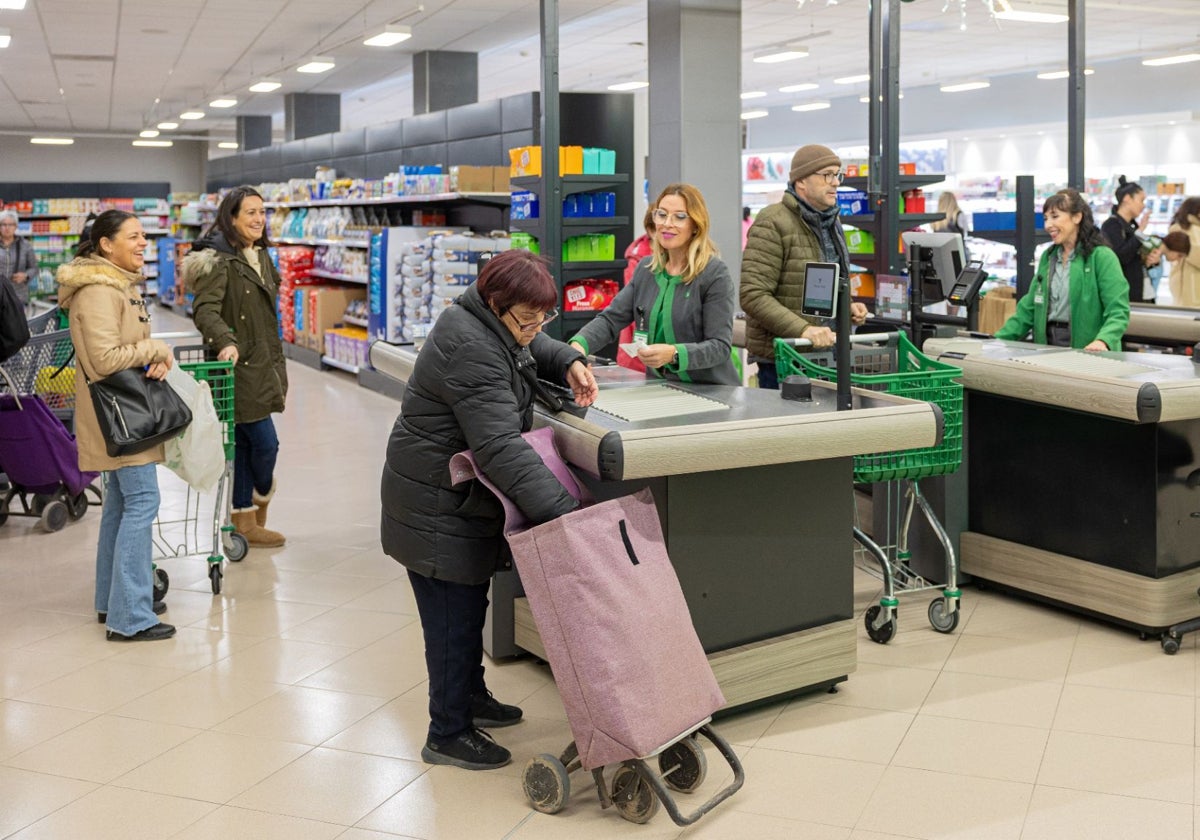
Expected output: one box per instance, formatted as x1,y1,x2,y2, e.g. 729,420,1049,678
333,128,365,158
446,135,503,166
502,129,535,154
329,155,367,179
302,134,333,164
446,99,502,140
365,151,399,180
255,145,281,170
365,120,404,154
402,111,447,146
400,143,447,168
280,139,306,165
501,93,537,133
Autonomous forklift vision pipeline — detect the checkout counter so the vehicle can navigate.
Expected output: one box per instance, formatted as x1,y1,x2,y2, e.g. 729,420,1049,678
925,337,1200,652
1125,302,1200,351
370,341,940,707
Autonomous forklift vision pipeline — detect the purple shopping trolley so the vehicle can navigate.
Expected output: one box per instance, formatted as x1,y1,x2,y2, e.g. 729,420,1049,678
450,427,744,826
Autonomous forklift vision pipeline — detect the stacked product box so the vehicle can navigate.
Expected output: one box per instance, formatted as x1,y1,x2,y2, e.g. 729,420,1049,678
367,226,468,345
323,326,371,369
428,233,513,329
275,246,315,343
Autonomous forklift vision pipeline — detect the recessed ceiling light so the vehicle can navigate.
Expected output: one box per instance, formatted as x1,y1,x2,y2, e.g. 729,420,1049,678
791,101,831,112
0,0,27,9
834,74,870,85
218,141,239,150
249,79,282,93
740,110,769,120
607,81,648,91
0,27,11,48
1143,53,1200,67
363,24,412,47
209,98,238,108
297,56,335,74
30,137,73,145
132,140,173,147
157,121,179,130
740,91,767,100
1121,124,1131,129
139,129,160,138
753,48,808,64
940,81,990,93
1035,68,1094,79
179,110,205,120
778,83,819,93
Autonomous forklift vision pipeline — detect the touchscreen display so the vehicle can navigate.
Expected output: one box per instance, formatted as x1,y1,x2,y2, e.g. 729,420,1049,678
802,262,838,317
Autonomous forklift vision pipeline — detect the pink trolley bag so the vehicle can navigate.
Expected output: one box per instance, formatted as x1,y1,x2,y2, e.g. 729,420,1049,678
450,427,744,826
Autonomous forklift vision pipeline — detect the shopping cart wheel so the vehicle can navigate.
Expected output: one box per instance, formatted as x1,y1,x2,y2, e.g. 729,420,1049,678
31,493,52,515
226,532,249,563
1161,633,1181,655
40,499,68,532
153,567,170,602
658,736,707,793
67,491,89,520
612,765,659,824
864,605,896,644
209,564,222,595
523,753,570,814
927,597,960,634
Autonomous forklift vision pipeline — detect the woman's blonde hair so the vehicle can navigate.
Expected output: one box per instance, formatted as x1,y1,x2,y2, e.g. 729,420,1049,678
649,183,718,283
931,191,961,232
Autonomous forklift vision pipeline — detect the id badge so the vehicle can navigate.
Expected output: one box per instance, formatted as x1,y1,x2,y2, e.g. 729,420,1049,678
1033,293,1044,305
632,330,649,347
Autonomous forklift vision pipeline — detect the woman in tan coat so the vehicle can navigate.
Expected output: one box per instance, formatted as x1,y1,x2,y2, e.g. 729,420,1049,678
58,210,176,642
1167,197,1200,307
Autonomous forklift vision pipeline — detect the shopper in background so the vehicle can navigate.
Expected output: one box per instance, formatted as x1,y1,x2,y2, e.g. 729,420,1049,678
381,249,597,772
740,144,868,389
570,183,739,385
57,210,175,642
932,191,971,262
1100,176,1162,304
0,209,39,306
742,206,753,250
614,208,654,372
184,186,288,548
1167,197,1200,307
995,188,1129,350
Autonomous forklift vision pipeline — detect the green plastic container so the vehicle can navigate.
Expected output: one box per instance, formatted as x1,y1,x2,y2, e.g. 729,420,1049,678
773,332,963,481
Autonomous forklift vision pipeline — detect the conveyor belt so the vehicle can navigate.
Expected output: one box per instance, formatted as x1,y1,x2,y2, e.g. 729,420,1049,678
590,384,729,422
1010,352,1158,379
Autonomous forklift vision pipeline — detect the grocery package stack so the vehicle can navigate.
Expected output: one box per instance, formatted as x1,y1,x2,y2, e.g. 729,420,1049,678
275,246,315,343
392,238,432,343
324,326,370,369
429,232,512,326
314,245,368,280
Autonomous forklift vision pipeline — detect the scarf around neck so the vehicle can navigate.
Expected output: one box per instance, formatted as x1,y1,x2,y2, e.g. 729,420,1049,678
788,185,851,280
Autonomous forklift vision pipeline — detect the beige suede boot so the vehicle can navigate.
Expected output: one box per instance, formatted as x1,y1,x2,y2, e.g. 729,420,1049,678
251,479,278,529
231,507,285,548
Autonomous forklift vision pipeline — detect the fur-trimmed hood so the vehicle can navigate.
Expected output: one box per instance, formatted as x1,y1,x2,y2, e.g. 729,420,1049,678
180,231,238,292
56,256,142,310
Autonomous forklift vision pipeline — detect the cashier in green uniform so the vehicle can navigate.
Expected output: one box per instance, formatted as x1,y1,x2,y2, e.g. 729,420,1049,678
569,183,740,385
995,188,1129,351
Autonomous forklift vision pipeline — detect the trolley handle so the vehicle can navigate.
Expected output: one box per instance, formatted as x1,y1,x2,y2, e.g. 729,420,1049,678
780,331,900,349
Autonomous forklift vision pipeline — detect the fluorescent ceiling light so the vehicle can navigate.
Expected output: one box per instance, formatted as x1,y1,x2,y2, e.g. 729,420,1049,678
740,91,767,100
157,121,179,130
834,74,870,85
1143,53,1200,67
363,24,412,47
209,97,238,108
740,110,769,120
297,56,335,74
30,137,73,145
0,1,27,9
0,27,10,48
139,129,160,138
179,110,205,119
995,10,1068,23
754,48,808,64
1036,68,1094,79
778,83,818,93
132,140,173,147
859,92,904,102
791,101,831,112
249,79,282,93
607,81,648,91
218,141,239,149
940,81,990,93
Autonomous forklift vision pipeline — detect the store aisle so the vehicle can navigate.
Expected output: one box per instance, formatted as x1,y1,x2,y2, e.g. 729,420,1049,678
1,306,1199,839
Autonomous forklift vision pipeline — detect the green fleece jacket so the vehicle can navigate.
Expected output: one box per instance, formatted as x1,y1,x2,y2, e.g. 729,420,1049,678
995,243,1129,350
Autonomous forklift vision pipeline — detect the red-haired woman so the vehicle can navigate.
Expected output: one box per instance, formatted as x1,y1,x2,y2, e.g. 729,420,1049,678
380,249,597,772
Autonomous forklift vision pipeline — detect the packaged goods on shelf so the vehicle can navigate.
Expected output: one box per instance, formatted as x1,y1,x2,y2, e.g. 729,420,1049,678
563,278,620,312
837,190,870,216
563,233,615,262
510,191,539,220
314,244,368,279
510,231,539,254
449,165,509,193
324,326,370,369
294,285,366,354
563,191,616,218
845,229,875,254
508,145,612,178
581,148,617,175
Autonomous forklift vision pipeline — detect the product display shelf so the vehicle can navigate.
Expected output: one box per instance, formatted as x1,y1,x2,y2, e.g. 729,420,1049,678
320,355,359,374
264,192,511,209
308,268,367,284
343,315,369,328
276,236,371,248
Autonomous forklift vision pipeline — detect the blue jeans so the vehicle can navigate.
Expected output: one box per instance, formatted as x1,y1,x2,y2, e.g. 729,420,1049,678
97,464,161,635
754,357,780,390
408,570,489,742
233,417,279,509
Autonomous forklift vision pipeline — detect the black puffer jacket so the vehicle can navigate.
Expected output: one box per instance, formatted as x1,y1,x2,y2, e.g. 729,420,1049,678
381,283,585,584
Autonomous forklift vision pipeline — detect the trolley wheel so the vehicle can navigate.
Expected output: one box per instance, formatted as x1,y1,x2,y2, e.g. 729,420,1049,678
658,736,707,793
67,491,89,520
864,605,896,644
31,493,52,516
523,753,571,814
611,765,659,825
1161,633,1181,655
209,564,222,595
226,532,249,563
153,566,170,602
40,499,68,532
927,597,960,634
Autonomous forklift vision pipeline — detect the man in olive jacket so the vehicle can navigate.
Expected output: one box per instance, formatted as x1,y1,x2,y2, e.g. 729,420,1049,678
740,144,867,389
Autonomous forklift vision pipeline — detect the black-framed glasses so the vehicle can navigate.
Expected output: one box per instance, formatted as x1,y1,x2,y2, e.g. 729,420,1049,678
814,169,845,185
651,209,690,225
507,307,559,333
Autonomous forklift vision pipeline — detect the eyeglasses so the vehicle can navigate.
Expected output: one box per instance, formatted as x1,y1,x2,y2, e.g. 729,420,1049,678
652,209,690,225
507,308,559,333
813,169,845,185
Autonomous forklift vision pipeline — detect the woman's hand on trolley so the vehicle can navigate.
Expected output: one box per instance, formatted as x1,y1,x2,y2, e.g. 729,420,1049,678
566,360,598,407
217,345,239,365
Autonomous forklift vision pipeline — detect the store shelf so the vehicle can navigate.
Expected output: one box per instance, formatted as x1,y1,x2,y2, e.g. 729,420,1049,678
561,260,625,272
510,174,628,197
309,268,368,284
321,356,360,374
843,174,947,192
265,192,510,209
343,315,369,327
843,213,947,228
275,237,371,248
511,215,629,233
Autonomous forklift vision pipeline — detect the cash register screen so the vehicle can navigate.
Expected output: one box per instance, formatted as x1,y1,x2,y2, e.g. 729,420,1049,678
875,274,909,321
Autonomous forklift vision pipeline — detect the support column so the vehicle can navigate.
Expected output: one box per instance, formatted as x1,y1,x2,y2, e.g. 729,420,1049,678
647,0,741,275
236,115,272,151
284,93,340,141
413,51,478,114
868,0,902,274
1067,0,1085,190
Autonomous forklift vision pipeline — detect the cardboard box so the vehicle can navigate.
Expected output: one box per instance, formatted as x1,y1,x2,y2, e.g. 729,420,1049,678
492,165,511,192
296,286,366,354
449,165,495,192
978,285,1017,335
849,271,876,299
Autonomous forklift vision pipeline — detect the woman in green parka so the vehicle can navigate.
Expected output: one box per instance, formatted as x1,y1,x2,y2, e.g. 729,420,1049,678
183,186,289,548
995,188,1129,351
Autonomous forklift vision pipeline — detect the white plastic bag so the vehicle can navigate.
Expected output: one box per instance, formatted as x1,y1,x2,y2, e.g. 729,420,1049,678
163,364,225,493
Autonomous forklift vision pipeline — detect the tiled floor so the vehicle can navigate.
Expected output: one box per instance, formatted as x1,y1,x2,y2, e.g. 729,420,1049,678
3,308,1200,838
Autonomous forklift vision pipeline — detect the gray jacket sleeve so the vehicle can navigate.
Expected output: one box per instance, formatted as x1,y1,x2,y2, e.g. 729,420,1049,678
569,260,645,355
673,259,735,377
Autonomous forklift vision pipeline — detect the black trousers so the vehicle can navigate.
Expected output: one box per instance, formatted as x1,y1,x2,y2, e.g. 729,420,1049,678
407,570,490,742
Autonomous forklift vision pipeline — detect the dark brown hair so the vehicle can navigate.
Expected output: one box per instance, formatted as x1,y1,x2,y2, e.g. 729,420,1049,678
75,209,138,258
213,185,272,248
1173,197,1200,230
1043,188,1107,259
475,249,557,314
1162,231,1191,255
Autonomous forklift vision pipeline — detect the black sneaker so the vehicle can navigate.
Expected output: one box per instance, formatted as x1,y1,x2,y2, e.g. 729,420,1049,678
471,690,523,728
421,728,512,770
106,622,176,642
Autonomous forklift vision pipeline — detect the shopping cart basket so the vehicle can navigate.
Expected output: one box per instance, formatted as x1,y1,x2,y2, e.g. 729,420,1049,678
775,331,964,642
450,428,744,826
148,346,244,595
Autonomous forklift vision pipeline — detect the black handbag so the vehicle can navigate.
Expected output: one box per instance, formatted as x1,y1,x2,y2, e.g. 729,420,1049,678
87,366,193,457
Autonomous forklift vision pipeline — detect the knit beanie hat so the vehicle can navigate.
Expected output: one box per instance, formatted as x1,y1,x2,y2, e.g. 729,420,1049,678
789,144,841,183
